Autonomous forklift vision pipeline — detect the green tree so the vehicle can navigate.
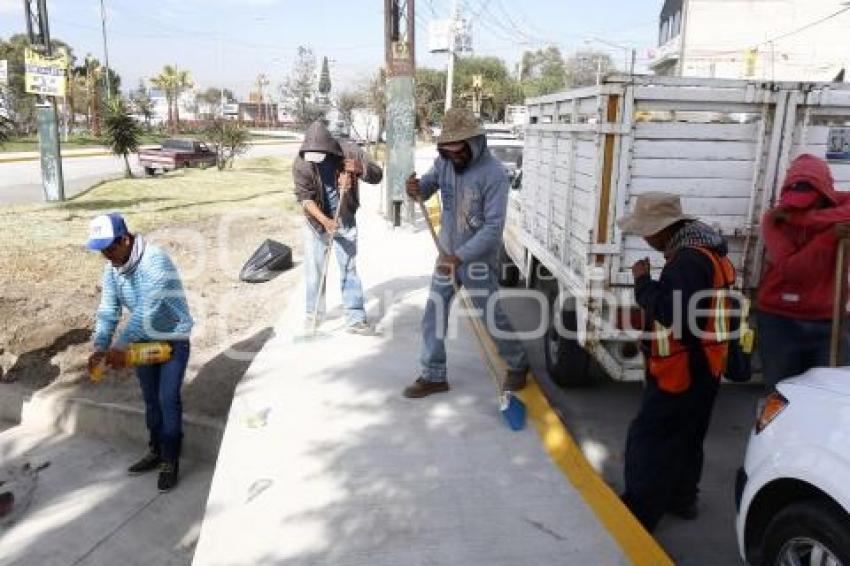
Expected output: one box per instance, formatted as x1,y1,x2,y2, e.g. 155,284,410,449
197,87,236,105
129,79,154,128
151,65,192,132
77,55,104,136
281,46,324,127
520,46,568,97
318,56,331,97
414,67,445,134
104,98,142,178
0,35,76,133
455,56,523,121
565,50,616,88
204,119,250,170
366,68,386,148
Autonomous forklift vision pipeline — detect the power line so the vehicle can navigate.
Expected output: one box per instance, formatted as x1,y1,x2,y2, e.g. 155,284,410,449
699,5,850,57
757,5,849,47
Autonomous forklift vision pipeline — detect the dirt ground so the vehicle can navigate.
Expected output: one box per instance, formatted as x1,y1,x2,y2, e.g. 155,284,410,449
0,156,303,421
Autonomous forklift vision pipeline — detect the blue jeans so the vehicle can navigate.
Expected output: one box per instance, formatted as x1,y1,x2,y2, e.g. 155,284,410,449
136,340,190,462
757,312,847,386
420,261,528,381
304,222,367,326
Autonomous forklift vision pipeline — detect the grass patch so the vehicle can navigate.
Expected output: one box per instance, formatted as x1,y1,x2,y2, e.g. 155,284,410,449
0,155,297,283
0,133,170,153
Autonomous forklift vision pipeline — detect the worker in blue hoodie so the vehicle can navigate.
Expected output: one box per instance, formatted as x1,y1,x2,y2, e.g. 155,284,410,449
86,213,193,493
403,108,529,398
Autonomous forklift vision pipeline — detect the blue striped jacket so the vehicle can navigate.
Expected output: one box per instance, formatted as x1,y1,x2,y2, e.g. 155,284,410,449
93,244,194,350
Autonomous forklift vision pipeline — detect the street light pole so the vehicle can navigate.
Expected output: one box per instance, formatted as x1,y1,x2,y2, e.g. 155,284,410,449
586,37,636,78
100,0,111,101
445,0,459,111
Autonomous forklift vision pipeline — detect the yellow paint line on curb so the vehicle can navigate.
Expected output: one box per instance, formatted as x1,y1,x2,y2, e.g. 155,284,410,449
517,378,674,566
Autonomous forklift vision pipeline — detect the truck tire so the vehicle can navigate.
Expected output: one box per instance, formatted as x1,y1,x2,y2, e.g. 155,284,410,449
498,245,520,287
536,277,600,387
759,500,850,566
144,167,156,177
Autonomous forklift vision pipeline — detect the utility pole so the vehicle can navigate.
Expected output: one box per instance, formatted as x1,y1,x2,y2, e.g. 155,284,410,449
471,74,482,117
444,0,459,111
24,0,65,202
100,0,111,101
384,0,416,226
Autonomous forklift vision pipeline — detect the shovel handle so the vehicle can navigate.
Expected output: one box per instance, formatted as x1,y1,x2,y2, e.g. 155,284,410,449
830,238,849,367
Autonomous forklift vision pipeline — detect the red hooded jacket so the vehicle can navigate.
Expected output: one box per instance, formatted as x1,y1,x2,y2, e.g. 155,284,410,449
758,154,850,320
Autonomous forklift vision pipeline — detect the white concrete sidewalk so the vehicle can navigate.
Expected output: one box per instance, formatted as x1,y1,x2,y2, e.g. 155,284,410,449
191,187,628,565
0,425,212,566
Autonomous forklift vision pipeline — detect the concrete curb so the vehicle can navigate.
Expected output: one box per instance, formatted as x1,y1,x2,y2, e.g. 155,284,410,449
519,377,674,565
0,388,223,462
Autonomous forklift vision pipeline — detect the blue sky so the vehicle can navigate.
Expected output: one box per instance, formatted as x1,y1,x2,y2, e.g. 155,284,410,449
0,0,661,98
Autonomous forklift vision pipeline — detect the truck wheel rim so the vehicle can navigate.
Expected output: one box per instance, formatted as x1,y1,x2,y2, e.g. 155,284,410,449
777,536,840,566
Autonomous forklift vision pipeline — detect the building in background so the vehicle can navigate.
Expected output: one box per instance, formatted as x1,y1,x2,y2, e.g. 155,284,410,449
649,0,849,81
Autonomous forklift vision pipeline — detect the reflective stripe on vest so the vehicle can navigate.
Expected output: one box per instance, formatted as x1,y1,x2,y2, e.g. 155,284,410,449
649,247,736,381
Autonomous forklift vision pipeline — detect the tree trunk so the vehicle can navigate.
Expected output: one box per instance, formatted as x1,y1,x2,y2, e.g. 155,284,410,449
166,94,174,133
123,153,133,178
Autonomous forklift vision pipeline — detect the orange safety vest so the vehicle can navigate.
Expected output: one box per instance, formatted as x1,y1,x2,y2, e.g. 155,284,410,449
647,247,736,394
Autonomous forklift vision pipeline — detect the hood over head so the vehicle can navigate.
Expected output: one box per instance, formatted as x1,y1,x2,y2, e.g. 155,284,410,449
299,121,344,159
779,154,837,210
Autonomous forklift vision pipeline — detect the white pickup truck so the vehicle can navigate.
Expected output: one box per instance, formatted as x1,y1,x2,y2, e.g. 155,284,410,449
501,75,850,386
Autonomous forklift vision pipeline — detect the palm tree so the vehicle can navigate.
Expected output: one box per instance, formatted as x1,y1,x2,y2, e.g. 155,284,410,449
151,65,192,133
78,56,103,136
104,99,142,178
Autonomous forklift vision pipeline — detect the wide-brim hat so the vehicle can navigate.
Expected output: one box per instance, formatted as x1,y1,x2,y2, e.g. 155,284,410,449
437,108,485,144
617,192,694,237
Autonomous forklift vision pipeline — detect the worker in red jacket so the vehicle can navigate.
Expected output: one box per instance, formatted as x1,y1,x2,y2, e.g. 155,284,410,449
757,154,850,386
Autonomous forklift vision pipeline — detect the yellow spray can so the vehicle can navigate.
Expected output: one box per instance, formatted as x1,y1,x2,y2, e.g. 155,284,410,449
89,342,173,382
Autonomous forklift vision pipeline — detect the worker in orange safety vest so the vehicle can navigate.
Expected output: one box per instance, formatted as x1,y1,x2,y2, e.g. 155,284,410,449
617,192,736,532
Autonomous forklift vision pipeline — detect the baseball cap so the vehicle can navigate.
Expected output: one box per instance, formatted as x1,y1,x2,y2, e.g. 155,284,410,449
779,182,820,209
87,213,129,251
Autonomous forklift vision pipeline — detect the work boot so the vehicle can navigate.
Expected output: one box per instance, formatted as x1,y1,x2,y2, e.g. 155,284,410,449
346,321,372,335
403,377,450,399
127,452,161,476
158,460,180,493
505,369,528,391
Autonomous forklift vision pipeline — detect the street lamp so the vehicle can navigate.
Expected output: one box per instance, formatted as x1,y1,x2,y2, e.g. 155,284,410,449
584,37,637,78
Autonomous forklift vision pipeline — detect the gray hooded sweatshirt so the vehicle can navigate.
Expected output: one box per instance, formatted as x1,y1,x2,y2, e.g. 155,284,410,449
419,135,510,266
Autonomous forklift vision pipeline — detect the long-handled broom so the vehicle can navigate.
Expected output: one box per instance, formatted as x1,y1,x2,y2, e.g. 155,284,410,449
304,171,358,338
415,197,526,431
830,238,849,367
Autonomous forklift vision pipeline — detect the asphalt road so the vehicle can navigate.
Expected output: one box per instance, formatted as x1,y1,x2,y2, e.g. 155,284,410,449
502,293,766,566
0,143,300,204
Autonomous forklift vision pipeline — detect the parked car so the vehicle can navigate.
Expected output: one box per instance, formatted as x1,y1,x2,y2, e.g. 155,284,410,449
488,134,524,288
736,367,850,565
487,136,523,189
138,138,217,176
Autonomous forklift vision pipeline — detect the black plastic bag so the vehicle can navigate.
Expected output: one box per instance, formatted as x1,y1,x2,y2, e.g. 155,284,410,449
239,239,293,283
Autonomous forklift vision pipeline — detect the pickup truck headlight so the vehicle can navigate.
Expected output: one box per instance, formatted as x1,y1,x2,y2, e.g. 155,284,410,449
755,391,788,433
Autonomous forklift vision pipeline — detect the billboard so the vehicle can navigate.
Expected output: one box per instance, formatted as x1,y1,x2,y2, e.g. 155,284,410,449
428,19,473,53
25,48,68,97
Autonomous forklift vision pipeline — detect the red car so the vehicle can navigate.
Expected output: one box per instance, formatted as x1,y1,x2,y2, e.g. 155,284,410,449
138,138,217,176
